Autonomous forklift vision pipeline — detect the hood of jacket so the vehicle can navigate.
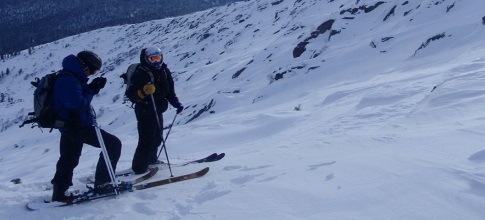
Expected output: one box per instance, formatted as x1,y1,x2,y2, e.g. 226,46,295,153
62,54,89,83
139,48,149,67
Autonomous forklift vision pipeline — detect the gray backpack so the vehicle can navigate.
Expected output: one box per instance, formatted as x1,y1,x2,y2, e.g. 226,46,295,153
20,71,76,131
121,63,154,103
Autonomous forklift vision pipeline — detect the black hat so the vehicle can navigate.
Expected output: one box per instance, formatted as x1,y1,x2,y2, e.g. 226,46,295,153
77,51,102,72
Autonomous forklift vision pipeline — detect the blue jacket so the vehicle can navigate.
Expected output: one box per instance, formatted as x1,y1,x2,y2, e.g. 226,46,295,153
53,54,95,131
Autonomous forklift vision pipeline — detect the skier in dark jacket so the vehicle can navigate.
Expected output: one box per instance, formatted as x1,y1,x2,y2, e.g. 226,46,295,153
50,51,122,202
127,46,183,174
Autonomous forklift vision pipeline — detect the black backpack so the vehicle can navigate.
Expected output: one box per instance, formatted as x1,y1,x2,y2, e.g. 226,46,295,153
20,71,74,131
120,63,154,103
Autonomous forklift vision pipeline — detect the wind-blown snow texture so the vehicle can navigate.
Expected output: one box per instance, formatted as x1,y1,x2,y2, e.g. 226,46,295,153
1,0,485,219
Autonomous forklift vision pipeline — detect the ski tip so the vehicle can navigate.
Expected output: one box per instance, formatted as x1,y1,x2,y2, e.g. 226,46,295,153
144,166,160,178
26,201,66,210
26,203,35,211
217,153,225,159
201,167,210,175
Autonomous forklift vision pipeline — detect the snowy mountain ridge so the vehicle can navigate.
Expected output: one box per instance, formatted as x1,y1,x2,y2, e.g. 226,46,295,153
1,0,485,219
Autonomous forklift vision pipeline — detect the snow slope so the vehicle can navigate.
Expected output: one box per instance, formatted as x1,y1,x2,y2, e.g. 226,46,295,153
1,0,485,219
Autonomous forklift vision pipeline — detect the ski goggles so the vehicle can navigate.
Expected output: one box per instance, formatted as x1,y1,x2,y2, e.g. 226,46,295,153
147,54,163,63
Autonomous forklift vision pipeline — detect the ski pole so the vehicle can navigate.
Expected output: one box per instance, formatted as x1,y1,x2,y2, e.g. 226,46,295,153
92,107,119,195
150,94,174,177
157,113,177,160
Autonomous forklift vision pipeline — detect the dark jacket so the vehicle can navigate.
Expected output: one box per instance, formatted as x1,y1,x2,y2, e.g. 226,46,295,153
53,55,95,130
129,49,178,112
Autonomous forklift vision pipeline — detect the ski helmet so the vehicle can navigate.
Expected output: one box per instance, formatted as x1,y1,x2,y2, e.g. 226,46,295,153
77,51,102,73
144,46,163,69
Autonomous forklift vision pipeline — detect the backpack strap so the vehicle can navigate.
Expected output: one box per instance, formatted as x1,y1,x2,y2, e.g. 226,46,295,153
138,65,154,83
19,118,35,128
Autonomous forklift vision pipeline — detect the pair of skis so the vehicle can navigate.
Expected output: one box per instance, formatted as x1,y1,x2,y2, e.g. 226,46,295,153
130,153,223,190
27,167,208,210
27,153,224,210
115,152,225,177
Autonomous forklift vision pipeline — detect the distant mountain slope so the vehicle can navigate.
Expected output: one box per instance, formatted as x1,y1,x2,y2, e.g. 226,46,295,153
0,0,244,56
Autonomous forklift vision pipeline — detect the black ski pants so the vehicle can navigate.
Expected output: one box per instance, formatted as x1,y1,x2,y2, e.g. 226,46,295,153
51,126,122,187
132,103,163,174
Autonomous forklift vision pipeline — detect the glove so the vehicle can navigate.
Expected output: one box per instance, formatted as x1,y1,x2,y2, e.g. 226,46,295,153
168,96,184,114
137,84,156,99
176,105,184,114
88,77,107,94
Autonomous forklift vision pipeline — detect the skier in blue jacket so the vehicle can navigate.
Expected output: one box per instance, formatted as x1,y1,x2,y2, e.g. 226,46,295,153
50,51,122,202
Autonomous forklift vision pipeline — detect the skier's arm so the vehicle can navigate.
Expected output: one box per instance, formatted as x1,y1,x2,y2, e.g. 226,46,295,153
57,76,94,111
